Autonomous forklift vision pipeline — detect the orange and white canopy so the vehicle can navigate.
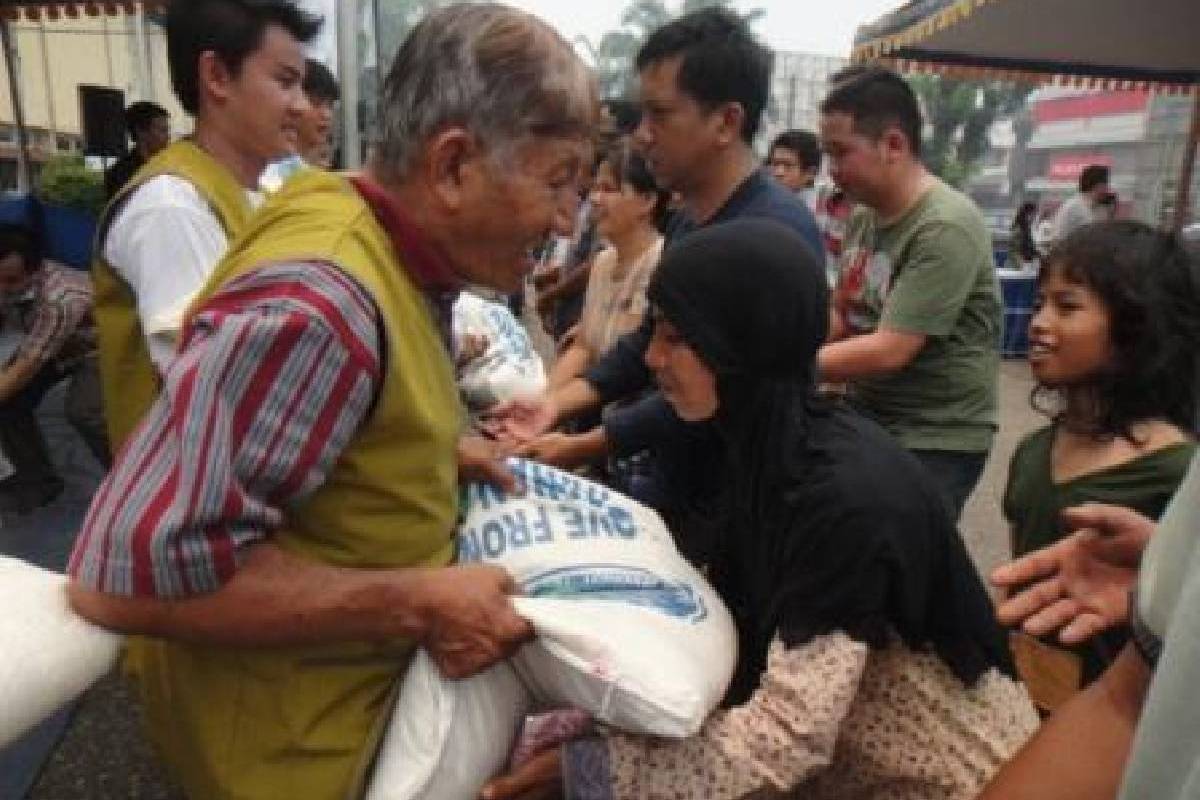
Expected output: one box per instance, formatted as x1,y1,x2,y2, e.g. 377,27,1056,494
853,0,1199,94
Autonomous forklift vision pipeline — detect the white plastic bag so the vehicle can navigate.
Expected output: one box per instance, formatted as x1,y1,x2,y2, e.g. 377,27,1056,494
0,556,124,746
367,651,530,800
368,460,736,800
453,292,546,411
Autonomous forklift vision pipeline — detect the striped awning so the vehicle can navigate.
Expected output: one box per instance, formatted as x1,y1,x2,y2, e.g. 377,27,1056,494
852,0,1200,94
2,2,167,21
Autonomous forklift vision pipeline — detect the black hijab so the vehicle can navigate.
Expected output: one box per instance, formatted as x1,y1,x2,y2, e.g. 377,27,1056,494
647,219,1014,706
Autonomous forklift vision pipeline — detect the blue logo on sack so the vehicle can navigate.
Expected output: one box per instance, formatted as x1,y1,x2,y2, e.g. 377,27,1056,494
524,564,707,624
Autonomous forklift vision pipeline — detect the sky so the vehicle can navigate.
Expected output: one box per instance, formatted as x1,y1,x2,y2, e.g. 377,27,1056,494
503,0,902,58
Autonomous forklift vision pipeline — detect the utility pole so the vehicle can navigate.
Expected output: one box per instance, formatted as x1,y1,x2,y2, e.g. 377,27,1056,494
1,16,32,192
338,0,361,168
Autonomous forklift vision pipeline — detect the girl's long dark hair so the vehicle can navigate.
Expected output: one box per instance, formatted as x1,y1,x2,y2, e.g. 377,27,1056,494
1032,221,1199,440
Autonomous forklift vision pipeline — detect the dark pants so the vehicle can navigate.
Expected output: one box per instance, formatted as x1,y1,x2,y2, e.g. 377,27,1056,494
0,355,110,512
910,448,988,521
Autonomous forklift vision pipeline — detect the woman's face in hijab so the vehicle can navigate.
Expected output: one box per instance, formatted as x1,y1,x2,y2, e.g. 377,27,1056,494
645,317,719,422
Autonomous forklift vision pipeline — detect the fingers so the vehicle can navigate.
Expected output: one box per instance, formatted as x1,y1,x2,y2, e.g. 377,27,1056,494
481,750,563,800
1060,612,1111,646
995,576,1064,626
479,457,519,494
991,545,1062,589
425,567,532,679
1021,596,1081,638
1060,503,1153,540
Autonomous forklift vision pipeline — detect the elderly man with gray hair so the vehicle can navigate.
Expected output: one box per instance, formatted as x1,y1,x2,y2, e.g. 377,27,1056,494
64,5,597,798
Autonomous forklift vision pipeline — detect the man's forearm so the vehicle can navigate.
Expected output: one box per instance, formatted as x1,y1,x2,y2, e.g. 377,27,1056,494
0,355,42,405
978,644,1150,800
551,377,603,423
548,342,593,390
68,543,433,648
817,330,924,382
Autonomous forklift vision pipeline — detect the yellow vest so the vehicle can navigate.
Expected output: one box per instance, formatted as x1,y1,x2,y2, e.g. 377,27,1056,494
132,170,463,800
92,139,253,451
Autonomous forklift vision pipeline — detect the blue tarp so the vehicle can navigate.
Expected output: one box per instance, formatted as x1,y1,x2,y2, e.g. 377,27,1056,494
0,194,96,270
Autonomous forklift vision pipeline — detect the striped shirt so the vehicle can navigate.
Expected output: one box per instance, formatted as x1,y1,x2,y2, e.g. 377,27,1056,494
68,261,385,596
13,260,97,371
69,175,464,597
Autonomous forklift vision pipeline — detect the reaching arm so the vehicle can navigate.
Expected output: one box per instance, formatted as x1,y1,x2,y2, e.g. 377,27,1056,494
67,262,530,678
0,352,45,405
977,643,1150,800
817,328,927,382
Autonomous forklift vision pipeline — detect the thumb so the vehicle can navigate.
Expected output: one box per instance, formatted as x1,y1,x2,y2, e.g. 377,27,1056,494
480,457,519,494
1060,503,1139,536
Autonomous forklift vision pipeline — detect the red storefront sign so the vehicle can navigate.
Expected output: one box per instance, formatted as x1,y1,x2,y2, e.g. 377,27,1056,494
1034,91,1150,124
1048,154,1115,181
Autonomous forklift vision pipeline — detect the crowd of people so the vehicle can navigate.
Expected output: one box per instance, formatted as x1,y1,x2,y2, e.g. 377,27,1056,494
0,0,1195,798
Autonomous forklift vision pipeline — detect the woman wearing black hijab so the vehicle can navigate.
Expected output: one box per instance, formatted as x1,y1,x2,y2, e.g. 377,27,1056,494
483,220,1037,800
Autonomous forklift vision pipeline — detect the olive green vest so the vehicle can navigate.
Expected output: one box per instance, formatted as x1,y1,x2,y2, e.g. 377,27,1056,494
133,170,463,799
93,139,252,451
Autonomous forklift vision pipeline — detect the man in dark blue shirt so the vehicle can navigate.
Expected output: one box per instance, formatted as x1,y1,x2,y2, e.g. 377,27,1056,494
488,8,822,529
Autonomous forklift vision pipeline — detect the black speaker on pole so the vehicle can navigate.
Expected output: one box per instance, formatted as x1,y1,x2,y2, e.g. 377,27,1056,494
78,85,127,158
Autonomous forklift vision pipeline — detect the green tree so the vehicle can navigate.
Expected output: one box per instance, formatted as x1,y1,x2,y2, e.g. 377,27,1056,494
907,75,1031,188
374,0,452,69
586,0,765,101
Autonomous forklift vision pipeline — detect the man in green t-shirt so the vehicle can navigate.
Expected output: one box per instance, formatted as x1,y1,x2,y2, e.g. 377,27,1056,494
817,66,1001,517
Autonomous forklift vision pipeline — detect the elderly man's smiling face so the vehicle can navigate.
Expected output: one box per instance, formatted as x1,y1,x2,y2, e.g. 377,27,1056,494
444,134,587,293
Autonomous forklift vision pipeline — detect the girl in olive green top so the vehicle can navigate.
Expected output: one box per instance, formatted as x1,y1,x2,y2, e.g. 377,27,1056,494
1004,221,1197,703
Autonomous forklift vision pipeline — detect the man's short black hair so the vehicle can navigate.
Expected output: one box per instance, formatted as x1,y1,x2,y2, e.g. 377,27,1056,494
303,58,339,104
769,130,821,171
0,223,42,273
167,0,321,115
124,101,168,142
821,65,923,158
1080,164,1111,193
635,7,772,144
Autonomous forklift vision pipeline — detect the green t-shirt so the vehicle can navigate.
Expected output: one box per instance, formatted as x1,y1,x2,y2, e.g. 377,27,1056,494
1004,425,1196,558
1004,425,1195,681
839,180,1000,452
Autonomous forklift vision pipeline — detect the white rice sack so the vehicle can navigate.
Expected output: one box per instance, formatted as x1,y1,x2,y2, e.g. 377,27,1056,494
367,460,736,800
366,651,530,800
458,459,736,738
453,292,546,411
0,556,124,746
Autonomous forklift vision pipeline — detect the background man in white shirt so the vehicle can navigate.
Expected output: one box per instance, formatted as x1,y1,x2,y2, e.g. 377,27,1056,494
1049,164,1110,247
100,0,319,373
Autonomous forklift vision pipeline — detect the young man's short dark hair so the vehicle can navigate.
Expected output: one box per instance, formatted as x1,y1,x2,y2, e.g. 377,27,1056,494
0,223,42,273
167,0,322,115
1080,164,1111,193
636,7,772,143
124,101,168,142
769,130,821,170
302,58,339,104
821,65,923,158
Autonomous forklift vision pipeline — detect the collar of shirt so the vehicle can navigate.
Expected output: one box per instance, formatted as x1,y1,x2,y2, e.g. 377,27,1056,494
667,169,771,244
348,174,463,294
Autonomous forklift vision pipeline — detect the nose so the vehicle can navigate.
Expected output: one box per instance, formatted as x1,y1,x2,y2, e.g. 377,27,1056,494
1028,304,1050,337
289,87,311,116
551,195,577,238
633,118,653,149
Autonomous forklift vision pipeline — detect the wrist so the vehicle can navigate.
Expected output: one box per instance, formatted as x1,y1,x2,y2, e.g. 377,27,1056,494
373,567,438,642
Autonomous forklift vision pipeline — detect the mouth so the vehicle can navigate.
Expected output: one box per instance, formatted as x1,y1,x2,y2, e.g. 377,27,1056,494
1027,340,1054,361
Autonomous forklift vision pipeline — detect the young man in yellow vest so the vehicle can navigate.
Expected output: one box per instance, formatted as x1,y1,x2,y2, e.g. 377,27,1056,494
67,5,597,798
93,0,319,451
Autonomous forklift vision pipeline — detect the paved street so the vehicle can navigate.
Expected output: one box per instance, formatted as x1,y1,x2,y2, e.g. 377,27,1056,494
7,359,1041,799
